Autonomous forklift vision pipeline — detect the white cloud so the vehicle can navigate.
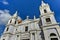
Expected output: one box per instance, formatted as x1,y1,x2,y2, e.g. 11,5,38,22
2,1,9,5
0,0,9,5
0,10,11,25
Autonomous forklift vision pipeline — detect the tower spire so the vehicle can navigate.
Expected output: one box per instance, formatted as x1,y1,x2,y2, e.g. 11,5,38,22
41,0,46,6
13,11,18,18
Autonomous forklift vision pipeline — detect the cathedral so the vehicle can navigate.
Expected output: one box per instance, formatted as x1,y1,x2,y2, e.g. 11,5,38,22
0,1,60,40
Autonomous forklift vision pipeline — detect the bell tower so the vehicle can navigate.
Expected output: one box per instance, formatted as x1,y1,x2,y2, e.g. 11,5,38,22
8,11,17,25
0,11,18,40
39,1,57,26
40,1,52,15
39,1,60,40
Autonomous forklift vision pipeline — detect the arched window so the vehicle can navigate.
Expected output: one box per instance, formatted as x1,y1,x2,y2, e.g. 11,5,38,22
46,18,51,22
6,27,9,31
50,33,58,40
25,26,28,31
32,33,35,35
50,33,56,36
17,35,19,37
44,9,47,13
3,39,5,40
10,20,12,23
15,21,16,24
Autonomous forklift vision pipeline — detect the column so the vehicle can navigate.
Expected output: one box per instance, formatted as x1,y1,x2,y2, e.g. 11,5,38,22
30,33,33,40
35,32,37,40
19,33,21,40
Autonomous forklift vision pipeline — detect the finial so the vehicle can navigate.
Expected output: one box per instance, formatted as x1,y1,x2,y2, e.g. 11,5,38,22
13,11,18,18
41,0,46,6
34,15,36,20
27,16,29,20
42,0,44,3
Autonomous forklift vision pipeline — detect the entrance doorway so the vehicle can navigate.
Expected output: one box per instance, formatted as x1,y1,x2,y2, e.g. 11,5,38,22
51,38,58,40
22,39,30,40
50,33,58,40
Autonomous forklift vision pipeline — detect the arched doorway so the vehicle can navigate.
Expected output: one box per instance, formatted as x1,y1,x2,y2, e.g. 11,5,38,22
50,33,58,40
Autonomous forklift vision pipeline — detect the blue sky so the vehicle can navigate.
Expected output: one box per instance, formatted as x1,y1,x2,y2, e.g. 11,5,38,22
0,0,60,36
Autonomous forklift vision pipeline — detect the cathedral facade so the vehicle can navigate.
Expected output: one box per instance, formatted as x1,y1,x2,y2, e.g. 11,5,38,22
0,1,60,40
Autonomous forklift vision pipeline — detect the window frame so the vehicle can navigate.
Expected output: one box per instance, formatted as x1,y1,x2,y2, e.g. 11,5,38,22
25,26,28,31
50,33,58,40
6,27,9,31
44,9,47,13
46,18,51,23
